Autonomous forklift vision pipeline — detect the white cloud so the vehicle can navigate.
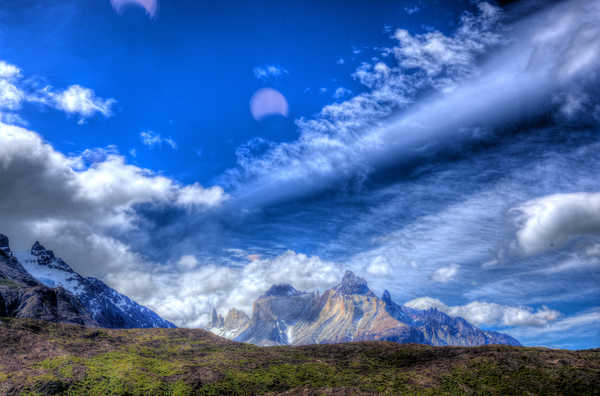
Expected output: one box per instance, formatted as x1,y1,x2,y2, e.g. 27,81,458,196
0,61,20,79
226,0,600,211
140,131,178,150
405,297,561,327
333,87,352,100
0,59,116,123
253,65,288,81
0,122,227,276
366,255,391,277
52,85,115,120
177,255,198,271
506,307,600,348
405,6,420,15
430,263,459,282
512,193,600,255
111,250,343,328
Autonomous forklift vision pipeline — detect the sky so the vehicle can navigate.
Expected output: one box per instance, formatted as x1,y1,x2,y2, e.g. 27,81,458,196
0,0,598,349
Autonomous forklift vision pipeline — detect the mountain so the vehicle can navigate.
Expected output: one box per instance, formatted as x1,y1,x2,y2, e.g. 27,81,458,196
14,240,175,329
208,270,520,347
0,234,97,326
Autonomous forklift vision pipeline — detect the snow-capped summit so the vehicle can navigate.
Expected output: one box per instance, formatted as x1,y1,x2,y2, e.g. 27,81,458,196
16,241,175,329
30,241,74,273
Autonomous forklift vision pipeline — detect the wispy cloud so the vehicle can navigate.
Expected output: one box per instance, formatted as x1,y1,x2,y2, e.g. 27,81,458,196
253,64,288,81
507,308,600,349
140,131,178,150
333,87,352,100
405,297,561,328
225,1,599,210
52,84,116,121
404,6,420,15
0,60,116,124
430,264,460,283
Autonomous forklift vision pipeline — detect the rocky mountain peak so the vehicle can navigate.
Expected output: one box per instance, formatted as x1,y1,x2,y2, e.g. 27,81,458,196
264,284,301,297
210,308,224,328
382,290,392,305
224,308,250,329
31,241,52,257
0,234,10,255
336,270,372,295
30,241,73,272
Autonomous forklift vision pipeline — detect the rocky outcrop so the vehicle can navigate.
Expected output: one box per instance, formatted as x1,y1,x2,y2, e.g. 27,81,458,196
208,270,520,347
16,241,175,329
0,234,97,326
209,307,250,339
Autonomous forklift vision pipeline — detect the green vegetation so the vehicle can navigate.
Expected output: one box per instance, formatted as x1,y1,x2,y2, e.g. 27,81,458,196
1,318,598,395
0,278,21,288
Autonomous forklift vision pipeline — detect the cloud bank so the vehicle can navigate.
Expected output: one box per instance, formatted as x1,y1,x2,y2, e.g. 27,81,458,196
225,0,600,209
112,250,342,328
512,193,600,255
405,297,561,328
0,122,226,278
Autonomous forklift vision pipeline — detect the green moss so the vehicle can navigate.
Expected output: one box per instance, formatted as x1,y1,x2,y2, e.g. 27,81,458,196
0,279,20,288
2,319,599,395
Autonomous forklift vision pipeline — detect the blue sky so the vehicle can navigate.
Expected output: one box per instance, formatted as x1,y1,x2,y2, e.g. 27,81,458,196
0,0,599,349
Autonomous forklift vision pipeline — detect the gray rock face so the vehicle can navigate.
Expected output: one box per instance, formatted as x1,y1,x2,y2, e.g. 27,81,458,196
335,270,373,296
382,294,520,346
0,235,97,326
208,271,520,347
17,241,175,329
264,284,302,297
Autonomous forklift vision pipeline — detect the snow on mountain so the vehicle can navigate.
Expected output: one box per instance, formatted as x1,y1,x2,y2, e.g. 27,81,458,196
16,241,175,329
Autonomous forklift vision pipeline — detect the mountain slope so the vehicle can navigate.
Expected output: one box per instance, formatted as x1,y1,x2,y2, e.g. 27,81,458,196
1,318,598,395
209,271,520,347
15,241,175,329
0,234,97,326
381,289,520,346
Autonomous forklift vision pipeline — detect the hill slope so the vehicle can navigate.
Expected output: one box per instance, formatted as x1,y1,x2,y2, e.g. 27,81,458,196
1,318,598,395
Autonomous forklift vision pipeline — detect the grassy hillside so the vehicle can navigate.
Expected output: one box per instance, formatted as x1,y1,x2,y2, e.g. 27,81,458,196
0,318,598,395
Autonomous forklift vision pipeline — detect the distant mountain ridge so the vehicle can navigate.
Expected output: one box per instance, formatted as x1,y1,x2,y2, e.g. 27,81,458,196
0,233,174,329
208,270,520,347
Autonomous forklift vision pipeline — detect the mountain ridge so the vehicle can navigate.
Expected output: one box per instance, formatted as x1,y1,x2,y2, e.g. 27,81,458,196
1,233,174,329
208,270,520,347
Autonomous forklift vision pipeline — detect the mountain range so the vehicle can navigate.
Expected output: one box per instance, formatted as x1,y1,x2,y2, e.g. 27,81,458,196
208,270,520,347
2,231,520,347
0,233,174,329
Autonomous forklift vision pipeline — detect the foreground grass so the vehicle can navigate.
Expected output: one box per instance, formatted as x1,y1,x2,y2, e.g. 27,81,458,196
0,318,598,395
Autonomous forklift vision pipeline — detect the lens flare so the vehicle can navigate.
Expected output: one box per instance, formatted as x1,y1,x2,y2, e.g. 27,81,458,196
250,88,289,121
110,0,158,18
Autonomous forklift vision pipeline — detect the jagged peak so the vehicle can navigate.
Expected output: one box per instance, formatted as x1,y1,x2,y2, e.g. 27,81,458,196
0,234,9,248
31,241,54,257
30,241,73,272
0,234,10,255
263,284,301,297
382,290,392,304
336,270,372,295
